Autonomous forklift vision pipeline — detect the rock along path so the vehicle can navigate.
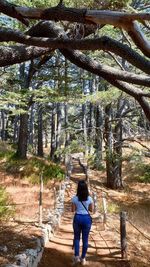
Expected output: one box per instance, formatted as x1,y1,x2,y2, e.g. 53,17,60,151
38,159,130,267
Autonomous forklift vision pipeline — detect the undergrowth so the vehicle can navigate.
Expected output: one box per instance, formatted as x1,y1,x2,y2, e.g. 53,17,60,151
0,141,14,160
124,151,150,183
5,157,65,184
0,187,15,220
136,163,150,183
98,200,119,214
0,141,65,184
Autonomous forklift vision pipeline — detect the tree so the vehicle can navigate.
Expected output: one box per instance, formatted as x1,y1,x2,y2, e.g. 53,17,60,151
0,0,150,189
0,0,149,122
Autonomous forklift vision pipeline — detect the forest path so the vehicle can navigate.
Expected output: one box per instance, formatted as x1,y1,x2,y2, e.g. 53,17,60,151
38,159,130,267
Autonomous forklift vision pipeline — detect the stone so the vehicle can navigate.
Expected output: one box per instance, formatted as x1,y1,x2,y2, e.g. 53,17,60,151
26,249,37,258
15,253,28,266
0,245,8,253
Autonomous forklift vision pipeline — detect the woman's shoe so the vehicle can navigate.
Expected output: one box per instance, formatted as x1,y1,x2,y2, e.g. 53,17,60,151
81,258,86,265
72,256,80,265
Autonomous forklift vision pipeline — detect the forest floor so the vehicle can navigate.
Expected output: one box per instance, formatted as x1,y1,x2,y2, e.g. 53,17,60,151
0,145,150,266
0,166,60,266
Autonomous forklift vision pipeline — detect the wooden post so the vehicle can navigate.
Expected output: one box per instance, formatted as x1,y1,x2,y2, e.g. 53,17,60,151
53,187,56,209
68,156,73,179
39,173,43,226
120,211,127,259
92,192,97,213
65,154,72,179
102,192,107,224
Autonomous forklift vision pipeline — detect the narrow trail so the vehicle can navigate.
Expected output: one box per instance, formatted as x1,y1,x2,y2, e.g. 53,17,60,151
38,160,130,267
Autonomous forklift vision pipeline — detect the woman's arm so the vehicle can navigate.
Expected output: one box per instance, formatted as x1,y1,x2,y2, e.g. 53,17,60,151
88,203,94,212
71,203,76,212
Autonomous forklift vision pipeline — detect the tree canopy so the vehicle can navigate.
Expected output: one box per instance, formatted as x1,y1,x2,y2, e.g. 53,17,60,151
0,0,150,120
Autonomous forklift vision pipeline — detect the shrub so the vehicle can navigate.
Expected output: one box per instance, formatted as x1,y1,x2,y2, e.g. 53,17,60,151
0,141,14,159
5,157,65,184
137,164,150,183
0,187,15,219
98,200,119,214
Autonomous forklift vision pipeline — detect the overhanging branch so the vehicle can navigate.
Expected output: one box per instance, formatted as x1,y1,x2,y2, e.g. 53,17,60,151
0,1,150,57
0,46,50,67
1,0,150,25
0,25,150,76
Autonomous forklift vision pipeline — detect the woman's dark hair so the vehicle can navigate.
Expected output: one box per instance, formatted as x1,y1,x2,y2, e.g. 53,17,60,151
77,180,89,201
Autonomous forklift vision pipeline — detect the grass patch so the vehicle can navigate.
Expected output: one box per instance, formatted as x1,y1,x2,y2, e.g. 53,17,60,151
0,187,15,220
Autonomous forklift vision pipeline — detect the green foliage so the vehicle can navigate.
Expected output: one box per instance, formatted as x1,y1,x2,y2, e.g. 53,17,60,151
107,202,120,213
14,0,59,8
0,86,30,115
64,0,93,8
124,151,150,183
85,89,121,105
94,161,105,171
13,0,132,9
108,0,132,9
105,149,122,164
0,142,64,184
126,151,142,163
98,25,121,40
0,141,14,160
32,86,82,104
0,187,15,219
5,157,65,184
55,139,84,158
136,164,150,184
87,153,105,170
98,200,119,213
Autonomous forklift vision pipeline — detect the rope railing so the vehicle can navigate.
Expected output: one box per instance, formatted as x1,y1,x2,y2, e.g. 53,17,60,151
127,213,150,227
89,175,150,260
127,219,150,241
105,201,150,242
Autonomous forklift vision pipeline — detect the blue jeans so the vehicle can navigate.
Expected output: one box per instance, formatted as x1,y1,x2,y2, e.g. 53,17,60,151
73,214,92,259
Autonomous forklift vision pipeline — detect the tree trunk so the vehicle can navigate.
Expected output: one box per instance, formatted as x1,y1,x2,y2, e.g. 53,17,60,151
37,105,43,157
44,118,48,148
88,103,95,155
94,105,103,169
29,104,34,146
105,101,123,189
105,103,114,188
13,115,19,143
16,63,29,159
113,119,123,188
1,110,6,141
64,103,70,148
16,113,28,159
82,103,88,157
55,102,62,160
50,103,56,161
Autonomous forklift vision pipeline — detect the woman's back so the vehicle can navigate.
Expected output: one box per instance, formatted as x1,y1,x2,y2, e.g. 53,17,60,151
72,195,93,215
71,180,93,264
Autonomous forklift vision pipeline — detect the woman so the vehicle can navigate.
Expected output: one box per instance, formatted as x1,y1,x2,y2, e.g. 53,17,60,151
71,180,93,265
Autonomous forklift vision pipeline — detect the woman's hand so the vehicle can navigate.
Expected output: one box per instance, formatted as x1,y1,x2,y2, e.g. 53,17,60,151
71,203,76,212
88,203,94,213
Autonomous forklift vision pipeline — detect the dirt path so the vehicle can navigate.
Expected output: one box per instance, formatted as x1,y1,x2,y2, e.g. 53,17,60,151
38,160,130,267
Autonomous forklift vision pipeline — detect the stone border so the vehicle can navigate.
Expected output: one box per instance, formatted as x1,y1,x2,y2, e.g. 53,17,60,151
3,180,69,267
